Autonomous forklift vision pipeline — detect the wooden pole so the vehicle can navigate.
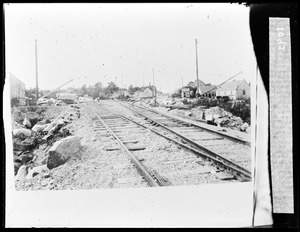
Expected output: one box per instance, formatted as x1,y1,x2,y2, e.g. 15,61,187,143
195,39,201,96
152,68,156,106
35,40,39,103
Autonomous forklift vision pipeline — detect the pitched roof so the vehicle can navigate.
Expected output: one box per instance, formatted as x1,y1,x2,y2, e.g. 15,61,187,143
200,85,216,93
9,72,25,86
217,79,248,91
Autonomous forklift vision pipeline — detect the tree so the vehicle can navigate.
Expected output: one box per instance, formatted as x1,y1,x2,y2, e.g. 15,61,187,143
93,82,104,98
11,97,20,107
94,82,103,90
171,88,182,98
105,82,119,95
25,88,38,98
128,84,143,93
80,84,87,96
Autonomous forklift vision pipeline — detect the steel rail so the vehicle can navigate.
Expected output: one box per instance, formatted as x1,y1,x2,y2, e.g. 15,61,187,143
89,108,160,187
120,112,252,181
130,103,251,146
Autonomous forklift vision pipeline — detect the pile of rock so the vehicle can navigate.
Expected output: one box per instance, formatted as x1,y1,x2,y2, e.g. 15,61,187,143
203,106,249,131
12,110,81,181
141,97,185,107
204,106,233,121
157,97,186,106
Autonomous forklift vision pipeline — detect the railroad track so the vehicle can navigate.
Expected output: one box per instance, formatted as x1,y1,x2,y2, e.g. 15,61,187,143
86,106,169,187
84,102,251,187
120,102,252,181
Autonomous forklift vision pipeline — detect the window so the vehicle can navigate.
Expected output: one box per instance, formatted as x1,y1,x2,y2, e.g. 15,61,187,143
243,90,246,95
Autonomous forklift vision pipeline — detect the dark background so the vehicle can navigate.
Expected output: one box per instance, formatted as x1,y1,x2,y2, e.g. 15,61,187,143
249,2,299,229
1,1,298,229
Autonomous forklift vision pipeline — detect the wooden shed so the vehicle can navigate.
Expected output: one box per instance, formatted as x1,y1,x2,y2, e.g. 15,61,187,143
9,73,26,105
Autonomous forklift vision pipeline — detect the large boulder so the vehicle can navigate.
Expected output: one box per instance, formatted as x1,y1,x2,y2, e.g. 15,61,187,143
15,165,30,180
26,165,50,179
13,138,35,151
19,152,34,164
13,122,26,130
204,106,233,121
48,120,65,134
23,118,32,128
33,148,48,166
26,112,41,126
47,136,81,169
149,99,156,106
184,111,192,117
12,128,32,140
14,161,22,175
227,116,243,127
240,122,249,132
42,119,65,133
214,117,228,126
32,123,49,132
42,122,56,133
59,126,71,137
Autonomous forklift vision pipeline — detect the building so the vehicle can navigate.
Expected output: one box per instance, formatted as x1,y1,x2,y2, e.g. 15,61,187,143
56,92,77,104
181,86,195,98
200,85,217,98
181,80,216,98
216,79,250,100
9,73,26,105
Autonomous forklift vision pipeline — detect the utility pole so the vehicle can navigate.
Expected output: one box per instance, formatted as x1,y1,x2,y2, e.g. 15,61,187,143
195,39,201,97
35,39,39,103
143,73,145,87
182,77,184,88
152,68,157,106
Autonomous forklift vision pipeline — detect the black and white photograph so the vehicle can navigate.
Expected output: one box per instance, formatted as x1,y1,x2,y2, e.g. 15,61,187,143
5,2,295,228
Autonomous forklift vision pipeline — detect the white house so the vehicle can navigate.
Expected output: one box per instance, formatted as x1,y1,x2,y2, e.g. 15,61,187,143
216,79,250,100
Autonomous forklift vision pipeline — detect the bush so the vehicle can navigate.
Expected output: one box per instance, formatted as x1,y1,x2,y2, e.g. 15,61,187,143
171,89,181,98
191,98,219,108
182,98,189,105
116,93,127,100
220,102,251,124
11,97,20,107
228,106,251,124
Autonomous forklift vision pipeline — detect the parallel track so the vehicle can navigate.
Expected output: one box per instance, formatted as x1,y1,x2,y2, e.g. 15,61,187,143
87,106,168,187
120,102,252,181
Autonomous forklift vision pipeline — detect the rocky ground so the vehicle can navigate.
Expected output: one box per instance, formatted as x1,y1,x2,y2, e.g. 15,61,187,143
10,100,249,191
136,95,251,134
12,102,152,191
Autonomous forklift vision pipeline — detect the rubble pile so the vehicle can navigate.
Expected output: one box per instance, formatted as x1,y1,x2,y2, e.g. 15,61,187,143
140,96,189,108
201,106,248,131
12,106,82,183
156,97,186,107
37,98,68,106
204,106,233,121
136,96,249,132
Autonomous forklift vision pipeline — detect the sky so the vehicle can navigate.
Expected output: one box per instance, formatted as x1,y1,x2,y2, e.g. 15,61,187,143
5,3,257,93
